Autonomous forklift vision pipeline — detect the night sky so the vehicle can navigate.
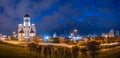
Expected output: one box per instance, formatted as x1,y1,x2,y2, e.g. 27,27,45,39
0,0,120,36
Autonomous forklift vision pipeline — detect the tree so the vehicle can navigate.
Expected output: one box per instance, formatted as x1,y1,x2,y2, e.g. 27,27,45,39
80,48,87,58
65,47,72,58
32,35,42,44
36,45,43,58
72,46,79,58
49,37,60,43
115,36,120,42
27,43,37,56
86,41,100,58
64,38,74,45
43,46,48,58
57,46,65,58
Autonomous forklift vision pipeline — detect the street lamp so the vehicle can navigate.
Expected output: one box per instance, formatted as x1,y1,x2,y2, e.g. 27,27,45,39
74,29,77,33
73,29,78,36
73,29,78,43
70,33,74,37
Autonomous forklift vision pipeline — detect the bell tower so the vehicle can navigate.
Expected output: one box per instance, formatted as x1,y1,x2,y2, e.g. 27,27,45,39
23,14,31,26
23,14,31,38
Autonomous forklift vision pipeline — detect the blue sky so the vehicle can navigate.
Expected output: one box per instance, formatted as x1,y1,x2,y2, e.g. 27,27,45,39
0,0,120,35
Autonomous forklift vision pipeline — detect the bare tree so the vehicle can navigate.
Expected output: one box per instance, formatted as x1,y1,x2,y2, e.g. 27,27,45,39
32,35,42,44
36,45,43,58
86,41,100,58
72,46,79,58
27,43,37,56
57,46,65,58
80,48,87,58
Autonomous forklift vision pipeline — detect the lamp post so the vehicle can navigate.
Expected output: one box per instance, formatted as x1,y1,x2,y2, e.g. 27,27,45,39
73,29,78,43
74,29,78,36
70,33,74,37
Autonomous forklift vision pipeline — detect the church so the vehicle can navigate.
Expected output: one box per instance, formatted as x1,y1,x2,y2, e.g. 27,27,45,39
18,14,36,41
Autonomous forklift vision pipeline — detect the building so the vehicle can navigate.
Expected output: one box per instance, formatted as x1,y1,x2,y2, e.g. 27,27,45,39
115,31,119,36
0,34,2,41
0,35,7,41
109,29,114,37
53,32,57,38
18,14,36,41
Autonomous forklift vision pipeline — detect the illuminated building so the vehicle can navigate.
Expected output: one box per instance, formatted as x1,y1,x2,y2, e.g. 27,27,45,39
115,31,119,36
18,14,36,41
53,32,57,38
109,29,114,37
102,33,108,37
0,34,2,41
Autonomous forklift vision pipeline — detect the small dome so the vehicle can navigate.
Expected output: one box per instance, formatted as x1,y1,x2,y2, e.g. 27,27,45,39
30,28,34,33
24,14,30,17
19,29,24,33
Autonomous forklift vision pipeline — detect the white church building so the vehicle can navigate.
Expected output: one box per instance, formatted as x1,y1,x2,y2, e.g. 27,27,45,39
18,14,36,41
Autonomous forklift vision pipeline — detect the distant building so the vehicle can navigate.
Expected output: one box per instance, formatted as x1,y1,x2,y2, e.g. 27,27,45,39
53,32,57,38
1,35,7,41
109,29,114,37
102,33,105,37
18,14,36,41
13,32,17,38
0,34,2,41
115,31,119,36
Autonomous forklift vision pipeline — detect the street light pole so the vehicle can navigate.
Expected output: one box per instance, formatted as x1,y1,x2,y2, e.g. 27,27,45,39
73,29,78,43
74,29,78,37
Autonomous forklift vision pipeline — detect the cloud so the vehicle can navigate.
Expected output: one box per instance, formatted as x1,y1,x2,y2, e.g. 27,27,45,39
0,0,120,35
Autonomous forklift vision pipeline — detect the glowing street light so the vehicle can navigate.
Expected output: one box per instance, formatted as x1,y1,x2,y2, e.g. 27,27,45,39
70,33,74,36
74,29,78,33
45,36,50,40
73,29,78,36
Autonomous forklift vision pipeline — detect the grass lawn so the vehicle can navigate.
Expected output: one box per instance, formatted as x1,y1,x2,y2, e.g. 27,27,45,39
0,41,120,58
98,46,120,58
0,43,34,58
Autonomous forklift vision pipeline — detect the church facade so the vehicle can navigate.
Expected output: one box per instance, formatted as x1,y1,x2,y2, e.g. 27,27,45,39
18,14,36,41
